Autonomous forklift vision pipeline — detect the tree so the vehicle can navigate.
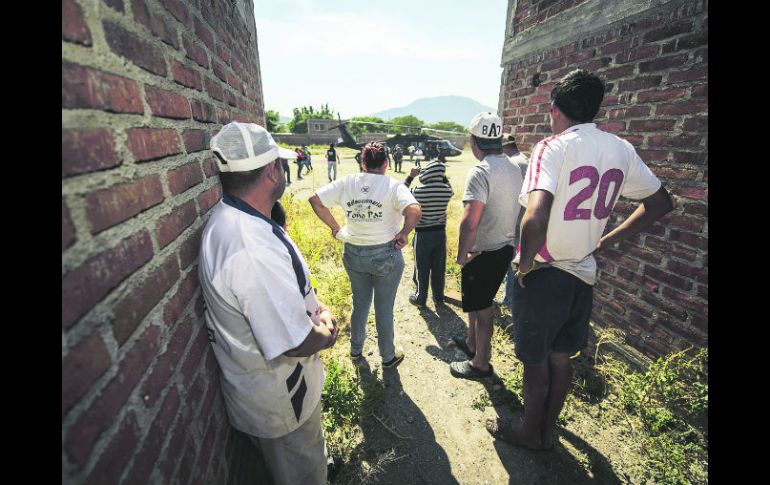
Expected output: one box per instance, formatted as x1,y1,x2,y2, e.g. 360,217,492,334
426,121,467,133
265,110,285,132
388,115,424,135
287,104,336,133
348,116,386,137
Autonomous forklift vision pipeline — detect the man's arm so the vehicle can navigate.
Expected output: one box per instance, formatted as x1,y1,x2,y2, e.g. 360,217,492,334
393,203,421,249
309,194,342,238
597,186,675,251
457,201,485,266
516,189,553,286
283,304,338,357
405,167,420,187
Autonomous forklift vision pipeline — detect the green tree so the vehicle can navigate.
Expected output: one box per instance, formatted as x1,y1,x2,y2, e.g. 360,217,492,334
347,116,386,137
265,110,287,133
287,104,336,133
426,121,467,133
388,115,424,135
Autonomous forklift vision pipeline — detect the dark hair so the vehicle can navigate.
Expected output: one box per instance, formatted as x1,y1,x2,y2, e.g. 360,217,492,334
329,143,335,149
550,69,605,123
219,167,266,195
270,200,287,227
361,142,387,170
214,152,267,195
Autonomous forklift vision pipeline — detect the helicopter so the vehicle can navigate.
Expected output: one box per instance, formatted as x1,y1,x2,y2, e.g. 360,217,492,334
327,118,464,164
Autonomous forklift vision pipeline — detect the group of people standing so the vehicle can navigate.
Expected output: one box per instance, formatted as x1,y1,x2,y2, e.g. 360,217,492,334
197,69,675,483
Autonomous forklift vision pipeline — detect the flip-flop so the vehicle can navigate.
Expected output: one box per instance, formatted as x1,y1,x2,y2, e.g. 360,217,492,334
449,361,493,380
451,336,475,358
485,418,549,451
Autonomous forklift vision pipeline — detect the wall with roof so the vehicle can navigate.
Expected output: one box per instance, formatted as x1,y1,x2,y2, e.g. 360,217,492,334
62,0,268,483
499,0,707,359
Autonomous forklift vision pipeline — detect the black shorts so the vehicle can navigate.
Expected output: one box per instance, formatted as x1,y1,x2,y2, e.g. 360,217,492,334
461,245,514,312
512,267,593,365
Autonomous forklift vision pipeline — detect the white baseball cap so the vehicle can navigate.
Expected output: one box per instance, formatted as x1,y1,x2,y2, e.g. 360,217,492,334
210,122,296,173
468,112,503,149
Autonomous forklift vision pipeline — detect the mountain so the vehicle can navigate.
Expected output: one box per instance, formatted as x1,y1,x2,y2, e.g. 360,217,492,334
369,96,496,125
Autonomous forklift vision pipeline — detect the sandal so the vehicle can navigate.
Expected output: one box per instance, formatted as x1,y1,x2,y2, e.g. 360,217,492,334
449,360,493,380
451,335,475,359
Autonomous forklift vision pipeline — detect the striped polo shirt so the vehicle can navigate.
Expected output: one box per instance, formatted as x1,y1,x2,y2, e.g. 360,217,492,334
406,161,454,231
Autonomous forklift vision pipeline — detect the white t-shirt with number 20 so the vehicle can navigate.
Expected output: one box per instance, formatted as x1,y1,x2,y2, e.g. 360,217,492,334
518,123,661,285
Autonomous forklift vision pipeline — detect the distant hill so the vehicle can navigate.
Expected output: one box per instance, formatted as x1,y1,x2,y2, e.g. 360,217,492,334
370,96,496,125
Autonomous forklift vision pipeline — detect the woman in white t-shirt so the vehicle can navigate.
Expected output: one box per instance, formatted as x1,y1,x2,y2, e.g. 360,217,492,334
309,142,421,368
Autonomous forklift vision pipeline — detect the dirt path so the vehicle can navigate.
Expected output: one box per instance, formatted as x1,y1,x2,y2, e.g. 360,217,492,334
285,152,634,485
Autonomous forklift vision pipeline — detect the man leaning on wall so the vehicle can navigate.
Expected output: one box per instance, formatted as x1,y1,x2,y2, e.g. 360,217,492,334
198,122,340,484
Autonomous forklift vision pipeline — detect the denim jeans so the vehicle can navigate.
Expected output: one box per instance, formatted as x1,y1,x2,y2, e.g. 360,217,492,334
500,262,516,306
411,230,446,304
327,162,337,181
343,241,404,362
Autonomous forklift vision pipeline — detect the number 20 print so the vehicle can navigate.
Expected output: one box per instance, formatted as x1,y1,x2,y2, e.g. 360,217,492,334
563,166,624,221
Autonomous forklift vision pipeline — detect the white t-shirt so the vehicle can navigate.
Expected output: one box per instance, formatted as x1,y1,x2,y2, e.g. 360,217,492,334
519,123,661,285
199,198,325,438
315,172,418,245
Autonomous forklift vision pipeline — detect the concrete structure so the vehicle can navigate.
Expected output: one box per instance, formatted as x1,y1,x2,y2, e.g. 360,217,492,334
499,0,707,358
62,0,268,483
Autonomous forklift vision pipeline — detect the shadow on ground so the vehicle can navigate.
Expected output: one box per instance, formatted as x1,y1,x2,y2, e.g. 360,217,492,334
338,359,460,485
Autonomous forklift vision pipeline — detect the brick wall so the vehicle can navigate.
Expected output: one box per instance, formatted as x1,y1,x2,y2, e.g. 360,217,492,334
62,1,266,483
511,0,590,35
500,0,707,359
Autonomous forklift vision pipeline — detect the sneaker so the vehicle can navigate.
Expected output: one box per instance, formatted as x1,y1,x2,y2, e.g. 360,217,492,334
350,350,363,362
408,294,426,307
382,350,404,369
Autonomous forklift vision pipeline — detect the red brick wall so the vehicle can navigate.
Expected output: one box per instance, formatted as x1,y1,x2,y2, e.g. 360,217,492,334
511,0,590,34
62,0,265,483
501,0,707,359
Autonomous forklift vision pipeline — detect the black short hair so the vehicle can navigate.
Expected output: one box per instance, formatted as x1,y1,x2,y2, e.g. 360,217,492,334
551,69,605,123
215,152,268,195
361,142,387,170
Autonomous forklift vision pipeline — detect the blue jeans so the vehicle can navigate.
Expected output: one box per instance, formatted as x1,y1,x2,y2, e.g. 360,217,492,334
411,230,446,304
500,263,516,306
327,162,337,181
343,241,404,362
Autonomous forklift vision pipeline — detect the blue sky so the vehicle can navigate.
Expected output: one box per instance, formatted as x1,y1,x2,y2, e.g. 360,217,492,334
254,0,508,119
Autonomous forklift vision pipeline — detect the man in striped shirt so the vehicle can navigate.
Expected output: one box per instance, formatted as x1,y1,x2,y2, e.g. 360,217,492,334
404,156,454,306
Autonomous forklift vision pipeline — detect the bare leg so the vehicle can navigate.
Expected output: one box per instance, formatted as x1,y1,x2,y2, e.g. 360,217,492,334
487,361,547,449
541,352,572,448
466,311,478,355
469,306,493,372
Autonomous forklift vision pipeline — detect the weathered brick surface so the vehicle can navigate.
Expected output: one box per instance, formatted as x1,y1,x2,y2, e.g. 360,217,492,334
145,84,192,119
62,0,92,45
501,0,707,354
103,20,168,76
126,128,182,162
168,161,204,194
62,231,154,328
86,176,165,234
63,0,271,482
112,255,180,345
62,331,111,418
156,199,198,249
62,128,120,177
183,129,210,153
62,199,77,250
62,62,144,114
